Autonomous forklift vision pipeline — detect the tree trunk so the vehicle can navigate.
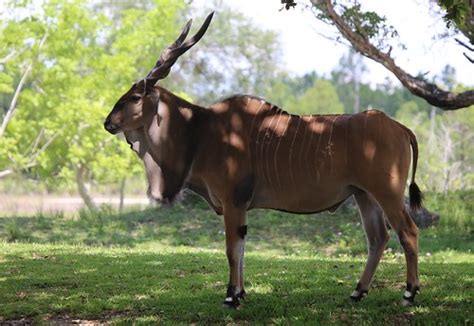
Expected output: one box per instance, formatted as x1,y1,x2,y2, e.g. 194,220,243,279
353,77,360,113
441,125,453,194
119,177,126,213
76,164,97,211
428,106,436,147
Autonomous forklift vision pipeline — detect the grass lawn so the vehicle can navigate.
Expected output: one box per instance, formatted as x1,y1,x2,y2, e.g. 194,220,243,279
1,191,473,324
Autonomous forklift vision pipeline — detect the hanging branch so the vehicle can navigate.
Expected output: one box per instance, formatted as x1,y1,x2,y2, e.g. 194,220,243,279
455,38,474,63
311,0,474,110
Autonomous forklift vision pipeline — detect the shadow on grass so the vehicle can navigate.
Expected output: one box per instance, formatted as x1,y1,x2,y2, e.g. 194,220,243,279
0,200,370,255
1,197,473,256
0,245,472,324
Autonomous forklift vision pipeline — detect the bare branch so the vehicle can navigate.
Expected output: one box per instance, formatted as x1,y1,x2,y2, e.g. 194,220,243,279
455,38,474,63
0,161,38,179
0,63,33,137
312,0,474,110
463,52,474,63
455,38,474,52
23,128,44,157
28,129,59,163
0,129,57,179
0,50,16,64
0,169,13,179
0,34,47,137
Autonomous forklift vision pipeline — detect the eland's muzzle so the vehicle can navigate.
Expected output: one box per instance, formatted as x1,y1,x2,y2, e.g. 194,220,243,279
104,117,120,134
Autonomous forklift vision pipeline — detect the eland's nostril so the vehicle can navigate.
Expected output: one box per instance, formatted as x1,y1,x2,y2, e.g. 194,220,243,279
104,118,120,134
104,117,111,128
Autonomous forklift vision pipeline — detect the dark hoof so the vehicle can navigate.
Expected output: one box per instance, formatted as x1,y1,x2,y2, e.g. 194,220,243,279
350,289,368,301
237,289,246,300
223,296,240,309
402,285,420,306
350,282,368,301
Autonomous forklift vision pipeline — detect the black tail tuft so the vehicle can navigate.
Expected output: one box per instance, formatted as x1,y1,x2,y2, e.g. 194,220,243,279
409,182,423,211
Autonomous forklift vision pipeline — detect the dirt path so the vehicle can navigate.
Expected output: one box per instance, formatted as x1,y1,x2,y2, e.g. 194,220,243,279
0,194,149,214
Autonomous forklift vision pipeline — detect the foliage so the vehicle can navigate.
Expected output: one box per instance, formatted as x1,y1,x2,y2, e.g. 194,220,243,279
312,0,401,52
0,0,189,205
331,50,367,113
396,94,474,192
293,79,344,114
438,0,471,27
266,77,344,115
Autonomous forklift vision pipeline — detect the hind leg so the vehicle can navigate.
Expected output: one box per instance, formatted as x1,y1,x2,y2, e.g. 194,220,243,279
376,195,420,305
351,192,390,301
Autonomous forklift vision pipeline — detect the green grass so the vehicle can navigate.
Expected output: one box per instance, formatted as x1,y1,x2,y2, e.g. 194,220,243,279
1,192,473,324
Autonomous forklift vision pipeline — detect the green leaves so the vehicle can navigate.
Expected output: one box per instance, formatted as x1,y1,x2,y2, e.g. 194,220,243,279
296,79,344,115
439,0,469,27
339,3,399,50
0,0,185,191
0,73,14,94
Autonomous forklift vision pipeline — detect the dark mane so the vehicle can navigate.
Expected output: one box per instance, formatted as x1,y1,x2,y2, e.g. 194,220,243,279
216,94,291,115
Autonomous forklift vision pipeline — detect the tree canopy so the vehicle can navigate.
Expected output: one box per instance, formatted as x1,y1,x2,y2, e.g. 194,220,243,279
0,0,189,208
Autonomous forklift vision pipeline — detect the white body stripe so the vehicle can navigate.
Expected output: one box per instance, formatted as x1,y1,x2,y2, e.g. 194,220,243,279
288,118,301,188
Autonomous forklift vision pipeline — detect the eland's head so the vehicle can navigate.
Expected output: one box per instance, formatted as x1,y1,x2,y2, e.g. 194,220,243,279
104,12,214,135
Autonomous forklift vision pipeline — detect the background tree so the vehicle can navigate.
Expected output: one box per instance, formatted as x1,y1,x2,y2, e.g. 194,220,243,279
293,79,344,114
331,50,367,113
0,0,185,209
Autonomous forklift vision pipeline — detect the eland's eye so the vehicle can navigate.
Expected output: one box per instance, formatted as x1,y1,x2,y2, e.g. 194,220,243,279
131,94,142,102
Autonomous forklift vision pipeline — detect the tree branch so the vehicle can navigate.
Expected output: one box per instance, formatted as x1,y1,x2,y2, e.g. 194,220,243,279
455,38,474,52
0,125,58,180
313,0,474,110
0,169,13,179
0,161,38,179
0,34,47,137
0,50,16,64
0,63,33,137
28,130,59,163
455,38,474,63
